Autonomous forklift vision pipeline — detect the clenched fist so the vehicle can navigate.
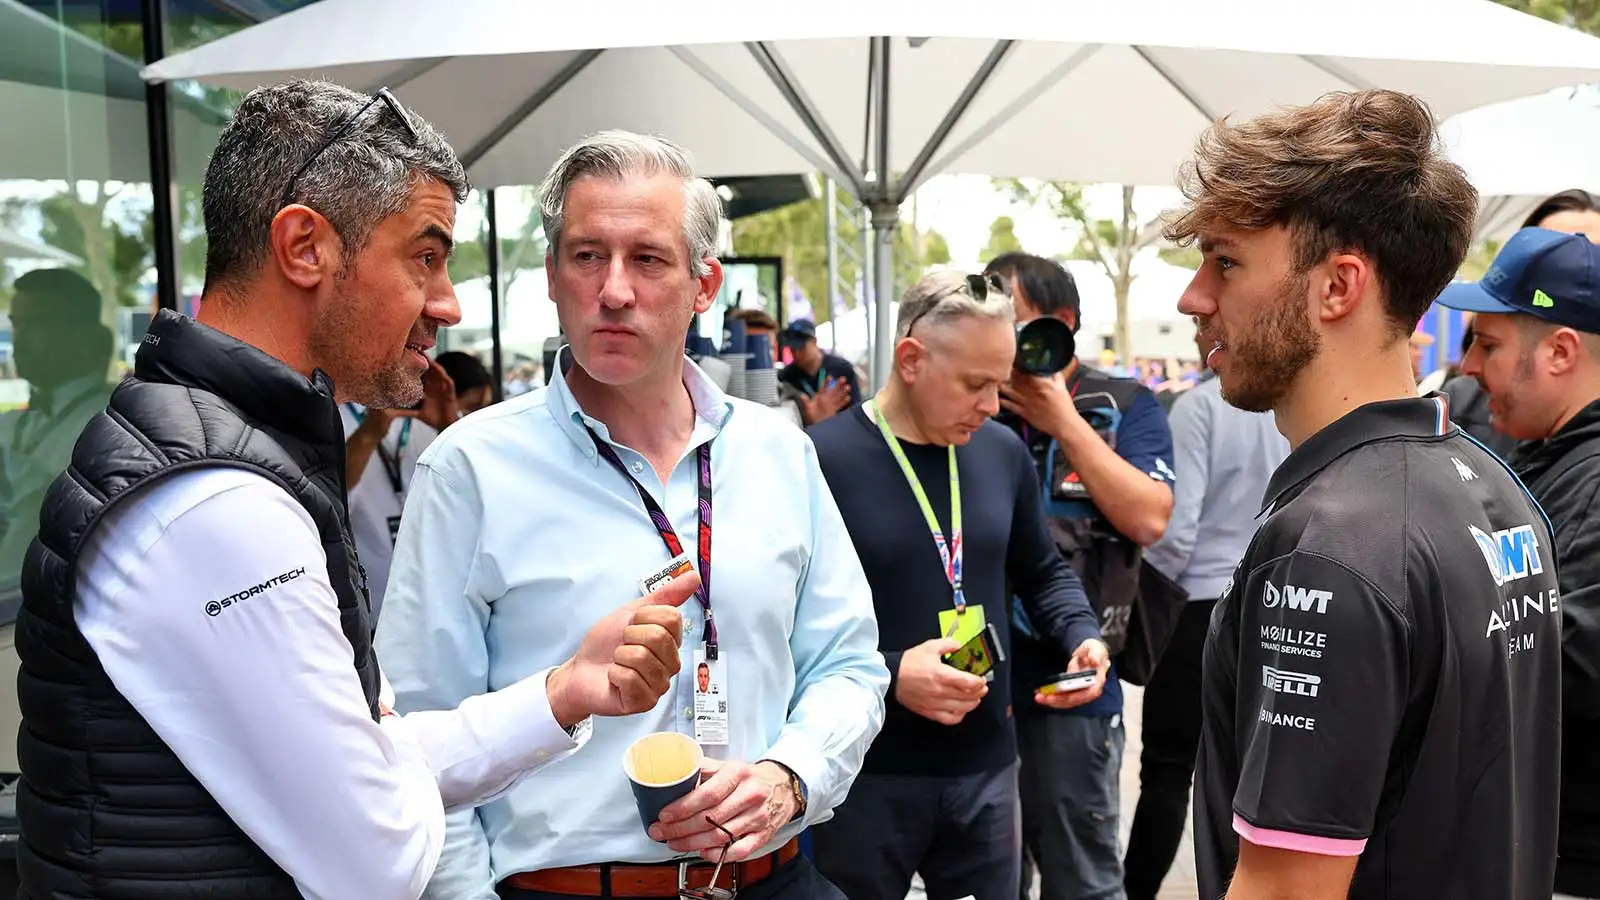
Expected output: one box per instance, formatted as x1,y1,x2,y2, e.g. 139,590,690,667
547,572,699,727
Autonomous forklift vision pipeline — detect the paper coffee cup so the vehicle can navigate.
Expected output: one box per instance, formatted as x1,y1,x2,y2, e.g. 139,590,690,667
624,732,703,833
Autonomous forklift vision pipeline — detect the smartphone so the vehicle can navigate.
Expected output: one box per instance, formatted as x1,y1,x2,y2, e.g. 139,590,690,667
1038,670,1098,695
943,623,1006,682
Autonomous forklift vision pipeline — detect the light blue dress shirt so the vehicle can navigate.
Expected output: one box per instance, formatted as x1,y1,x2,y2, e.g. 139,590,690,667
375,353,890,899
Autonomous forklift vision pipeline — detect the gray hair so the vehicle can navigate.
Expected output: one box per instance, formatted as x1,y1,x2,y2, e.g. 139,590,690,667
537,130,724,278
896,270,1015,341
201,80,469,290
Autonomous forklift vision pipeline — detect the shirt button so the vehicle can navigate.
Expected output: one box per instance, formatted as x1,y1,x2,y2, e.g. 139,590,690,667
684,708,694,720
631,461,644,474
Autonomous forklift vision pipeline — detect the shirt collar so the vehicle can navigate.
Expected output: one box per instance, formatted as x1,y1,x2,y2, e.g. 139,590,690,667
30,372,108,416
547,345,737,466
1261,394,1452,516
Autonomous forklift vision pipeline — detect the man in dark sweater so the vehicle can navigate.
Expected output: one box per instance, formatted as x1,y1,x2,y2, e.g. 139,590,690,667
808,270,1109,900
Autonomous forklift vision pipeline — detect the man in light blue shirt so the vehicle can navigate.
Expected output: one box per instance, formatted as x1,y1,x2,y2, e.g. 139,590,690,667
1123,330,1289,900
376,130,889,900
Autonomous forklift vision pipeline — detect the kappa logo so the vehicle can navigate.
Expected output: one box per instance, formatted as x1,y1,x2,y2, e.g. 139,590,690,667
1469,524,1544,587
1262,580,1332,615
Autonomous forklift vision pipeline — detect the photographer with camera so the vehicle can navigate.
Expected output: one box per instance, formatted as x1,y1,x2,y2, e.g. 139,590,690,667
983,253,1177,900
807,269,1108,900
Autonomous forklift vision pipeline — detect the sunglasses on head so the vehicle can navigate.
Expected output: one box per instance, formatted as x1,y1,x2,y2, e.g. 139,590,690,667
902,272,1007,337
279,87,420,211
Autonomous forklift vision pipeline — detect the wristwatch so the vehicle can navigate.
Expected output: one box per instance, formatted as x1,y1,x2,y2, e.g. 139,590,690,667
764,761,808,821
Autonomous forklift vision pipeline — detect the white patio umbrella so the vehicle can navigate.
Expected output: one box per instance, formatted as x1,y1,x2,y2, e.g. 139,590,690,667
142,0,1600,387
1439,84,1600,244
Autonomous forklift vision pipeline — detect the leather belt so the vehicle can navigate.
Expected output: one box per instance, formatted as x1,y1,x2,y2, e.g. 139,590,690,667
504,839,800,897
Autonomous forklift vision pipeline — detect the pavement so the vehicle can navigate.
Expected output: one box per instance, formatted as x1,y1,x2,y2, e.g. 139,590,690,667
1119,684,1199,900
907,682,1200,900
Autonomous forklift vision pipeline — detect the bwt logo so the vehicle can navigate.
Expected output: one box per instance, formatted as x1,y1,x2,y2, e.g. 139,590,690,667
1262,580,1332,615
1470,524,1544,587
1262,665,1321,698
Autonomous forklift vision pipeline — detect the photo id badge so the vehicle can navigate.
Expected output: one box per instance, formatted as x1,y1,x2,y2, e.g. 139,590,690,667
692,647,728,746
938,605,987,647
386,514,402,547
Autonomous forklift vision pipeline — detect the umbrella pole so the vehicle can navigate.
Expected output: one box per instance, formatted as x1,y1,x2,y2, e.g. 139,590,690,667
870,201,897,394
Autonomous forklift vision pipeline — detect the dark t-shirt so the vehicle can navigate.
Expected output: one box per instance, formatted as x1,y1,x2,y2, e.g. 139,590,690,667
809,406,1100,777
1195,396,1561,899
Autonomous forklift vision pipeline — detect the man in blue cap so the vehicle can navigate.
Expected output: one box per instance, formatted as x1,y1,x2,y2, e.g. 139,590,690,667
1437,225,1600,900
780,319,861,425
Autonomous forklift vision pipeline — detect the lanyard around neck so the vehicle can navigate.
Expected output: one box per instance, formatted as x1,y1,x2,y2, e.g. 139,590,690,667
587,429,719,657
867,399,966,613
348,404,412,497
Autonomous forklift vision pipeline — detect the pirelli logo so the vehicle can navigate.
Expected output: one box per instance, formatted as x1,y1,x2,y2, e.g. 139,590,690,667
1262,665,1321,698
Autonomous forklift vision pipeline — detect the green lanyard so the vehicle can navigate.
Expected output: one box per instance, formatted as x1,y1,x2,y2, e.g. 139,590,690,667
867,399,966,613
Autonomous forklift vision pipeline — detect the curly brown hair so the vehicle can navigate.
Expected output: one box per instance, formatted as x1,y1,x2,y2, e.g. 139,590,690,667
1164,89,1478,338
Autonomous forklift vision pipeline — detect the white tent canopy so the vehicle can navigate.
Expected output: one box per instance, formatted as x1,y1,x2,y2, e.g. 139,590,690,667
143,0,1600,385
1439,84,1600,243
144,0,1600,189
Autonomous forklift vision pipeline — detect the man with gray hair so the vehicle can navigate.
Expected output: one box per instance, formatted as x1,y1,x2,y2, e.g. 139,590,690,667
375,129,888,900
805,270,1108,900
13,82,694,900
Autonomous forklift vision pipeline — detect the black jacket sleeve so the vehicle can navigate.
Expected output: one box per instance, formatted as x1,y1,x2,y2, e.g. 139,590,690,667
1549,478,1600,720
1005,436,1101,657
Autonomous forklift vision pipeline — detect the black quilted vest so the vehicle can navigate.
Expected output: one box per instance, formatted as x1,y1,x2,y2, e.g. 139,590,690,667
13,309,381,899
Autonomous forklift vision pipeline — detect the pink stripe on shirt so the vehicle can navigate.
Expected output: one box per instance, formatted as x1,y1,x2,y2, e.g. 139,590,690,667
1233,814,1367,857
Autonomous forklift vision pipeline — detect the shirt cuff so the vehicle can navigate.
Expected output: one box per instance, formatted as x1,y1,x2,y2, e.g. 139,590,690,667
460,667,591,773
1233,814,1367,857
757,736,824,829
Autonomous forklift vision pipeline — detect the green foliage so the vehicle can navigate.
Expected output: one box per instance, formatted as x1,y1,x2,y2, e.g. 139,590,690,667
1492,0,1600,35
923,230,952,266
979,216,1024,263
448,189,548,296
731,191,949,321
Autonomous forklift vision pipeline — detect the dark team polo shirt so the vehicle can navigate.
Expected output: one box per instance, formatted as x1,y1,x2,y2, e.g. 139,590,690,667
1195,396,1561,900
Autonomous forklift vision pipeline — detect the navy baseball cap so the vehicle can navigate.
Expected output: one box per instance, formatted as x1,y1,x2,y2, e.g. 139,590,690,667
781,318,818,343
1436,226,1600,334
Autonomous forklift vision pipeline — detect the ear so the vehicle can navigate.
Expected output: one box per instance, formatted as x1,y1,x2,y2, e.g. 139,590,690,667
1546,327,1585,376
893,336,926,384
269,205,339,291
1316,251,1374,324
693,258,724,315
1056,309,1078,332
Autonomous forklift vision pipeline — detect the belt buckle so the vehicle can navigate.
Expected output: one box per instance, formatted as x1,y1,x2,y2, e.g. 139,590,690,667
677,857,737,900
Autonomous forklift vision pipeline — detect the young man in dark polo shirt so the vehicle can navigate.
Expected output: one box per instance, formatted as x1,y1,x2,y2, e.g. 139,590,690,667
1166,89,1562,899
807,270,1108,900
1437,227,1600,900
780,318,861,425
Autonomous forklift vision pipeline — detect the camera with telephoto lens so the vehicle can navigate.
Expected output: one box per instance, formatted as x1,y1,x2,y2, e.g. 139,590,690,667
1013,316,1075,377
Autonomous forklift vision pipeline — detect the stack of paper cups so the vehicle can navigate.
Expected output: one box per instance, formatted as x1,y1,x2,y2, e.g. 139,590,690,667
744,333,779,406
720,353,747,400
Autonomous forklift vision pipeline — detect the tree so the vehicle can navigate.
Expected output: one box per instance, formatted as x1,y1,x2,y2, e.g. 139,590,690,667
999,180,1164,361
1492,0,1600,35
448,188,548,295
924,230,952,267
979,216,1024,264
731,190,949,322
